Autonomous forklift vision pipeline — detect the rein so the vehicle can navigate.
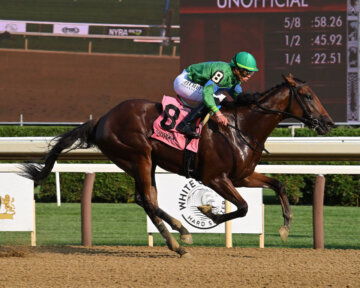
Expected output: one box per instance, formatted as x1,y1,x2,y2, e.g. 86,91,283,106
227,122,270,154
228,108,270,154
253,83,320,129
226,82,319,154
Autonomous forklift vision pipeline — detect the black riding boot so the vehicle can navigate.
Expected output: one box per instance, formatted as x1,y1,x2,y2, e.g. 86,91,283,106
176,104,208,138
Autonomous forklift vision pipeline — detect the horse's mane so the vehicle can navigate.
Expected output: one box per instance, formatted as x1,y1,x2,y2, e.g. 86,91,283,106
221,82,286,109
221,77,306,109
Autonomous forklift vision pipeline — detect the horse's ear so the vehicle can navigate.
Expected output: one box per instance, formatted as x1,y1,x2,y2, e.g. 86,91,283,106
282,73,296,86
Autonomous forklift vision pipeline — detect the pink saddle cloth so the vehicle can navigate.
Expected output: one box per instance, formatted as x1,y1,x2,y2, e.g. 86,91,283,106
151,96,202,153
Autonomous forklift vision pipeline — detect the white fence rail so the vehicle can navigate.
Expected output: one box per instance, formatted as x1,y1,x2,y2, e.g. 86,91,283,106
0,19,180,55
2,163,360,175
2,162,360,208
0,19,179,38
0,136,359,161
1,135,358,209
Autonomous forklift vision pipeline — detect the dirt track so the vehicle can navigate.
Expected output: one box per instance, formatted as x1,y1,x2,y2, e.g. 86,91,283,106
1,246,359,287
0,50,179,122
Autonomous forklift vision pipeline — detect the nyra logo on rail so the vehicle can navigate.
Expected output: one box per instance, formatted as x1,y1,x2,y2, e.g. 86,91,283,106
178,179,225,229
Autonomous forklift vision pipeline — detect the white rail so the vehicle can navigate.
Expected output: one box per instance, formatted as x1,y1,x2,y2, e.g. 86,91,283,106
0,137,359,161
9,31,180,42
0,19,180,46
2,163,360,175
0,19,180,29
1,19,180,55
2,162,359,207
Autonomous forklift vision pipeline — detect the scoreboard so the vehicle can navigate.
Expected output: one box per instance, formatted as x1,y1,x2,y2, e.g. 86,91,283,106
180,0,359,122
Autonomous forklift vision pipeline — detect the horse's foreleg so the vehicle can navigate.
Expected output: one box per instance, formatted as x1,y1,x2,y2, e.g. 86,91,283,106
134,163,191,258
136,187,193,245
134,164,193,245
235,172,293,242
198,175,248,224
136,187,189,257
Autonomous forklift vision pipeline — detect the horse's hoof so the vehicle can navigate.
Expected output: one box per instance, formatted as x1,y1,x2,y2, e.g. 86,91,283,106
279,226,289,242
180,252,192,259
180,234,193,245
197,205,212,215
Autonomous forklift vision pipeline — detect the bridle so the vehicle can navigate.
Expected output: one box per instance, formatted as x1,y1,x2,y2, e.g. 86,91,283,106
254,82,321,130
228,82,321,154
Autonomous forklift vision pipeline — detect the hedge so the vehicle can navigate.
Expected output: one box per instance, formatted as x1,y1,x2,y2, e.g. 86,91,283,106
0,126,136,203
2,125,360,137
269,126,360,206
1,125,359,206
37,173,135,204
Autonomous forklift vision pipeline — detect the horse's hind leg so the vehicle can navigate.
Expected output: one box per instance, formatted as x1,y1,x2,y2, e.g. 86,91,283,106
133,161,191,258
154,205,193,245
235,172,293,242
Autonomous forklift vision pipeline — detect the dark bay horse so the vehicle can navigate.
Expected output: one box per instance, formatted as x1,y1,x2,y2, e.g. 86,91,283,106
22,74,333,257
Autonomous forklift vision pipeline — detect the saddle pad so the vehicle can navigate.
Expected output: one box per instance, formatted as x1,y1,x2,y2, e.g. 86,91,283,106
151,95,202,153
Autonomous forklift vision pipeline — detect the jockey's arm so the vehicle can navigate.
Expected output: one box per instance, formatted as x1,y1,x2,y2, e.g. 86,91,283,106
203,80,220,113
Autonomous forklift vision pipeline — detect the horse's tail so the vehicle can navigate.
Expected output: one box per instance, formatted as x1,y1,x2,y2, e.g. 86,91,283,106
21,120,97,184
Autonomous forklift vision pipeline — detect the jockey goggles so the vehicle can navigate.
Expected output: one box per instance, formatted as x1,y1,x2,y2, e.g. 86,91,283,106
238,68,255,77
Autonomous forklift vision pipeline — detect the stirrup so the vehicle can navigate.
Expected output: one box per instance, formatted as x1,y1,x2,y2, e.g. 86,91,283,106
176,123,200,139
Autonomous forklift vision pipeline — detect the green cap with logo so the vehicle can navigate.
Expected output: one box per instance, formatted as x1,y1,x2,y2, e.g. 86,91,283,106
230,51,258,72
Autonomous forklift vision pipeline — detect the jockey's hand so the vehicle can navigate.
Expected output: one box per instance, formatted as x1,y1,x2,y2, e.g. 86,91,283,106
215,111,228,126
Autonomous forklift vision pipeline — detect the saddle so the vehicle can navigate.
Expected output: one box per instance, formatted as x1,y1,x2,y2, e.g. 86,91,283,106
151,96,204,178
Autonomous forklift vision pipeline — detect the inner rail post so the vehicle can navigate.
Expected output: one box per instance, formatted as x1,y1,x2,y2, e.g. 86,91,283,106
81,172,95,247
313,174,325,249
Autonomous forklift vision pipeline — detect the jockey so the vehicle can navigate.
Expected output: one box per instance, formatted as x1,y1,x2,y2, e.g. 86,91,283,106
174,51,258,138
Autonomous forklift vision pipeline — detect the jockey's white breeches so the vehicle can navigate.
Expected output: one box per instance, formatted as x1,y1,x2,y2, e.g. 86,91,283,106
174,70,226,107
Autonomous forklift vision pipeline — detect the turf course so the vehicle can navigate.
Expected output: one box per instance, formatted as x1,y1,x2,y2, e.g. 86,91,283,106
1,203,359,249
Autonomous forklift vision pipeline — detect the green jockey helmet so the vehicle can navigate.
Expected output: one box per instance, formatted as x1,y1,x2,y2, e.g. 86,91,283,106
230,51,258,72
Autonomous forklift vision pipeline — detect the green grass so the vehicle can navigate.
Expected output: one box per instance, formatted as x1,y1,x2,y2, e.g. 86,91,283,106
0,0,179,24
1,203,359,249
0,0,180,55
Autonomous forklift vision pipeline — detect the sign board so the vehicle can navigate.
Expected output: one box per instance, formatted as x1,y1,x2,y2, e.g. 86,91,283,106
0,20,26,33
180,0,359,122
108,27,143,36
0,174,34,232
147,174,263,234
53,24,89,35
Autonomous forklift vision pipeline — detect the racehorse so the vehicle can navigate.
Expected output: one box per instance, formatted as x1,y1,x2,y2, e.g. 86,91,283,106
21,74,334,258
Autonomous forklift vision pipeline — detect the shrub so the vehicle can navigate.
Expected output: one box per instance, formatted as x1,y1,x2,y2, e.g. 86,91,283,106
36,172,135,203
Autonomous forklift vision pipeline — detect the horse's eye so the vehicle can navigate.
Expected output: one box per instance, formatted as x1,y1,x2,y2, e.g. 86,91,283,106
304,93,313,100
